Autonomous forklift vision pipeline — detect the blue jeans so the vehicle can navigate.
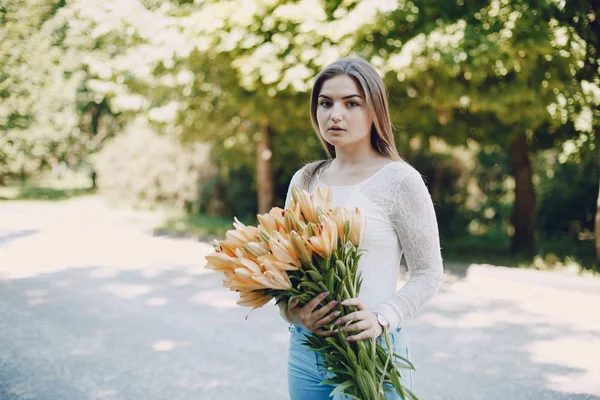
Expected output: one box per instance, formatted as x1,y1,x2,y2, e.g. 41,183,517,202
287,324,413,400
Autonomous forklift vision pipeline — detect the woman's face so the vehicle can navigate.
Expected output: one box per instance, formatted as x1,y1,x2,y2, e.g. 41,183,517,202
316,74,373,150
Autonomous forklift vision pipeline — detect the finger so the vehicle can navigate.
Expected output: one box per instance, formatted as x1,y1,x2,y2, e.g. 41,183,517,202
313,300,339,320
333,310,369,325
341,298,366,310
288,297,300,310
302,292,329,313
314,310,341,329
315,328,336,337
345,330,376,342
339,320,370,333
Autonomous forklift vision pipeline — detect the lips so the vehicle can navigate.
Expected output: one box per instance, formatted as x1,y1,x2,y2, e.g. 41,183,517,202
328,126,345,131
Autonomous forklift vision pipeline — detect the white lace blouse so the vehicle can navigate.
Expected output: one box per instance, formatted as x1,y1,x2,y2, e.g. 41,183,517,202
284,161,444,330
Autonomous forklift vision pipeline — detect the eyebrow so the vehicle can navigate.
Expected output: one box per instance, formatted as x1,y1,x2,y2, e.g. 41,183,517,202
318,94,363,100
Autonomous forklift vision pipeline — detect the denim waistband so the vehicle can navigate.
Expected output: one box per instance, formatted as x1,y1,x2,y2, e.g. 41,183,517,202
289,324,403,334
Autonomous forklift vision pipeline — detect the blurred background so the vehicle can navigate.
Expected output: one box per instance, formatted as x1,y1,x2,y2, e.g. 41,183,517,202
1,0,598,271
1,1,600,399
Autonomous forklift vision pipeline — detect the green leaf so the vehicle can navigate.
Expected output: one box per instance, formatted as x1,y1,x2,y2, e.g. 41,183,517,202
329,380,355,397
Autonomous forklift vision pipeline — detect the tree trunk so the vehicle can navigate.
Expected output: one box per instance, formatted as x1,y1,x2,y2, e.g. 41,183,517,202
256,122,274,214
595,181,600,269
509,134,536,256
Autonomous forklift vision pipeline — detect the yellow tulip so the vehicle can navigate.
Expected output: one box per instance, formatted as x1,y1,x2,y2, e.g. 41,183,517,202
348,207,367,247
204,252,236,272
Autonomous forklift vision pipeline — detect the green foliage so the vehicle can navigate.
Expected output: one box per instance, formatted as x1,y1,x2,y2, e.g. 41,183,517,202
93,121,216,210
0,186,93,201
442,234,596,273
537,146,599,239
0,0,121,183
2,0,598,265
155,213,236,238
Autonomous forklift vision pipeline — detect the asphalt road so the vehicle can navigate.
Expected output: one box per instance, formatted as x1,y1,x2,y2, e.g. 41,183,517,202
1,197,599,400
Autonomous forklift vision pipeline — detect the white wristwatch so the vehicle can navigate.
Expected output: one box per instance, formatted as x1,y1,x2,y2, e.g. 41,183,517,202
375,312,389,329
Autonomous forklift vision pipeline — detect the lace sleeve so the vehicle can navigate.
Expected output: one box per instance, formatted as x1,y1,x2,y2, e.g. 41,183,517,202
373,168,444,330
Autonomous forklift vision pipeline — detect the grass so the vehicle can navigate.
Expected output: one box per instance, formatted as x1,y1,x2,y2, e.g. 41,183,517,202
0,170,95,201
442,234,598,276
154,213,239,239
0,186,95,201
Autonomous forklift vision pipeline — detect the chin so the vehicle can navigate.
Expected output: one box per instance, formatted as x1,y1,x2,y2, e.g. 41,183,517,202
323,136,344,147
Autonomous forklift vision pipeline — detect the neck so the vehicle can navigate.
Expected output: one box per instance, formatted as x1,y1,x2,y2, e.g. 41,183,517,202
332,141,383,169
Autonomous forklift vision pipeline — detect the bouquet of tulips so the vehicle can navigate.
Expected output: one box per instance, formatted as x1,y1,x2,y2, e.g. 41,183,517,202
205,186,417,400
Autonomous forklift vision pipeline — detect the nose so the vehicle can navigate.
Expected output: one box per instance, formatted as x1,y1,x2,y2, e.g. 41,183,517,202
330,102,343,122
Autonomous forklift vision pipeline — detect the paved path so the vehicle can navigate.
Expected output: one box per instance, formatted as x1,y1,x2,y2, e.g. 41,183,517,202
1,197,599,400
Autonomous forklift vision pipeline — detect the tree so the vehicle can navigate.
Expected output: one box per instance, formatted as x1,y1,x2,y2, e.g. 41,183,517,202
76,0,404,213
0,0,120,183
353,0,598,256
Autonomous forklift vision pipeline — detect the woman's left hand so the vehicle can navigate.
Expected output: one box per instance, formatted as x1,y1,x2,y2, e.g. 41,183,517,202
333,298,383,341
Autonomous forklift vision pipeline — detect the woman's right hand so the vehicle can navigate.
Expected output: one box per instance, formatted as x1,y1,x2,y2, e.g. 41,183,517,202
286,292,340,336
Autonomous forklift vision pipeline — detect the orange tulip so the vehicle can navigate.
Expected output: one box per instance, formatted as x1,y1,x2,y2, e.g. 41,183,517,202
269,207,287,231
258,254,299,272
257,226,273,243
223,272,265,292
242,242,270,260
253,270,292,290
286,199,303,224
257,213,278,233
233,217,259,239
314,186,332,215
308,215,338,258
290,230,313,265
268,233,301,268
204,252,236,272
292,186,319,224
332,206,348,244
237,290,272,309
236,252,263,275
348,207,367,247
214,238,240,257
225,229,250,247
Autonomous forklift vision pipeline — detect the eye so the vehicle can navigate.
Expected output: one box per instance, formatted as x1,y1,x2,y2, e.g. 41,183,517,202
319,100,332,108
347,101,360,107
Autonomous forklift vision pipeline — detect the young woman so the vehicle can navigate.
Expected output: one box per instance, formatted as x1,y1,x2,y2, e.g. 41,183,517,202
280,57,444,399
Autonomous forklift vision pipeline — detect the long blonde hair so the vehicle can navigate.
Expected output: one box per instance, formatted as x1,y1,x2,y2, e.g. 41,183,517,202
301,57,401,190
